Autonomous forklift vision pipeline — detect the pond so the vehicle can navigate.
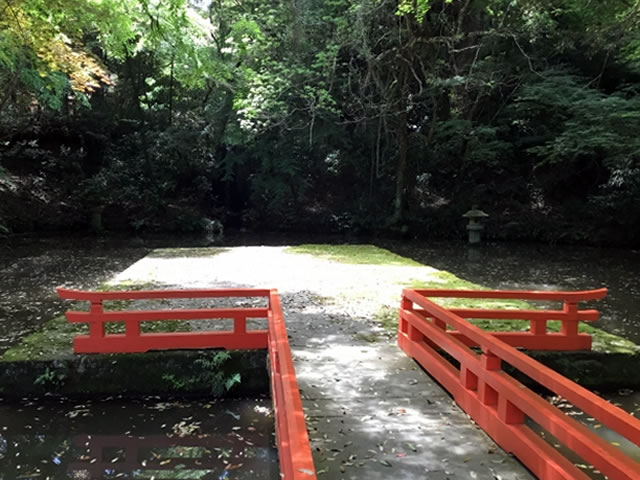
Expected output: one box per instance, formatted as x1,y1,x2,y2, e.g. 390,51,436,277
0,396,278,480
1,233,639,479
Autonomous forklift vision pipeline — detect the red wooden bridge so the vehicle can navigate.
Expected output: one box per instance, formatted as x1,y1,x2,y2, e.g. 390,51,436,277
398,288,640,480
58,286,640,480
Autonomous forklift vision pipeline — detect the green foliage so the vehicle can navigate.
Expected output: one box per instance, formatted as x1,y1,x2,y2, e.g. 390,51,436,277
2,0,640,244
194,352,242,395
521,77,640,169
34,367,55,385
396,0,434,23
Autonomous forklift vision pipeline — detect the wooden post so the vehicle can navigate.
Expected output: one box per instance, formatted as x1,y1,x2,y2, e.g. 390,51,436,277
89,301,104,339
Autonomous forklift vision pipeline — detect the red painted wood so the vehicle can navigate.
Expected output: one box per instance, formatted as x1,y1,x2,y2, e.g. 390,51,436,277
398,289,640,480
448,331,593,350
412,288,607,301
408,290,601,351
269,290,316,480
403,290,639,438
57,287,271,300
446,308,599,322
73,331,268,353
66,307,269,322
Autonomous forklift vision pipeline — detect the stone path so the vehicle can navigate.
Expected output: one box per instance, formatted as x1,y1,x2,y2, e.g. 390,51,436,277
110,246,535,479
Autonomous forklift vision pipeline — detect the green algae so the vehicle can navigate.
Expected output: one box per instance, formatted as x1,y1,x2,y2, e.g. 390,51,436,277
148,247,229,258
287,244,423,266
1,315,85,361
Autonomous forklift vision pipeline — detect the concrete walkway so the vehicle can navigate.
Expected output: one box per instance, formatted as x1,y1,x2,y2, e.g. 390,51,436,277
111,246,535,479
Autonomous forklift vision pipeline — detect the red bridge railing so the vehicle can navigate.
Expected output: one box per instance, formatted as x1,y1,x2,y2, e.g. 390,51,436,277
419,288,607,350
398,288,640,480
57,287,316,480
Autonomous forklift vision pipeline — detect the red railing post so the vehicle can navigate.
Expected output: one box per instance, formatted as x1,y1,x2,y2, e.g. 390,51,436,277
479,348,501,406
460,365,478,391
88,300,105,340
398,295,412,337
530,318,547,335
498,397,525,425
234,315,247,335
561,301,579,337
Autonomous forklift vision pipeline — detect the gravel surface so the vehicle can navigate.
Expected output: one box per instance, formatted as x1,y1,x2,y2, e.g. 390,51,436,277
109,246,535,479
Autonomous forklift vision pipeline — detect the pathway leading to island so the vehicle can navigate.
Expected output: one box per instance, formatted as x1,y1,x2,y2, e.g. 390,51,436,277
111,246,534,479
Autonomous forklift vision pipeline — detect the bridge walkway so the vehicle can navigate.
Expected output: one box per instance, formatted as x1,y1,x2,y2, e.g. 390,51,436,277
286,300,534,480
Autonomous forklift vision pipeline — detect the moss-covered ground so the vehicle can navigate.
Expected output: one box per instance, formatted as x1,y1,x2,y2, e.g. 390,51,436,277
288,243,638,355
147,247,229,258
1,281,191,362
287,244,423,266
372,271,639,354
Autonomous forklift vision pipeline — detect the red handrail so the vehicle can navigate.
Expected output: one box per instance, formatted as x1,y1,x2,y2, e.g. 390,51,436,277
56,287,270,353
269,290,316,479
414,288,608,301
408,288,606,351
398,288,640,480
57,287,317,480
57,287,272,300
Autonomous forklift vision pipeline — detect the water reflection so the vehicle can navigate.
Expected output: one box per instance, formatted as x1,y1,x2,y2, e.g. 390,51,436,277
527,391,640,480
0,396,278,479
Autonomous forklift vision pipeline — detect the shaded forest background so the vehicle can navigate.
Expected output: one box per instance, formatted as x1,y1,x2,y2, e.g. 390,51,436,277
1,0,640,245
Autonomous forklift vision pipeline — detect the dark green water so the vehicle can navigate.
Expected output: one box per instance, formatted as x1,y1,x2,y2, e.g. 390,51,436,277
0,396,278,480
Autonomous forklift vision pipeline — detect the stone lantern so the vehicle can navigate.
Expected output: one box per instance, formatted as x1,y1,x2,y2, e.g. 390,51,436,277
462,205,489,244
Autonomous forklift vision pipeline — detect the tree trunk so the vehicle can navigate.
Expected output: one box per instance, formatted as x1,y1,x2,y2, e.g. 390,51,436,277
391,107,409,224
168,52,175,126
